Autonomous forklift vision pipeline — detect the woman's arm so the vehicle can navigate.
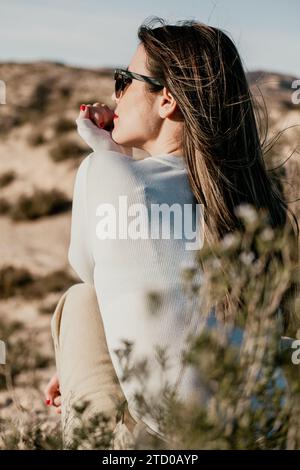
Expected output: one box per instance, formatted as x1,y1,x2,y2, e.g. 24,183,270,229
68,154,95,284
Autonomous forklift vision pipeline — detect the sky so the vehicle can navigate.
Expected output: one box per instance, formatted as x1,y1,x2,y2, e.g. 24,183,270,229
0,0,299,77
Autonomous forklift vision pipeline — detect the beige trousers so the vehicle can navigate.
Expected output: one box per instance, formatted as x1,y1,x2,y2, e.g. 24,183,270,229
50,282,162,450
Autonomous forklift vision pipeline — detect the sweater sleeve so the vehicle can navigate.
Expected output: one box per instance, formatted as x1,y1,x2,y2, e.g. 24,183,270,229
68,154,95,284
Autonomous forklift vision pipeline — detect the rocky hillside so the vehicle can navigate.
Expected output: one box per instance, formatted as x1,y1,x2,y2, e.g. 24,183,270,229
0,61,299,444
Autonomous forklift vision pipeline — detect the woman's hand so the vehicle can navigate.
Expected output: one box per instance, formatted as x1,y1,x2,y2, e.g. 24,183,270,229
44,372,61,414
76,102,133,157
79,102,115,130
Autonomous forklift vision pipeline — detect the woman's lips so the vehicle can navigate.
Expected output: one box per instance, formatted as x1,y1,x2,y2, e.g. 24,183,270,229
113,113,118,119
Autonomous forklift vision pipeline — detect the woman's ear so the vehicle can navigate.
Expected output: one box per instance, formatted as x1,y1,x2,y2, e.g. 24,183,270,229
158,87,182,120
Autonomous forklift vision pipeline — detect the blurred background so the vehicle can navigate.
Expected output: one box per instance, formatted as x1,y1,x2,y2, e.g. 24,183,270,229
0,0,299,441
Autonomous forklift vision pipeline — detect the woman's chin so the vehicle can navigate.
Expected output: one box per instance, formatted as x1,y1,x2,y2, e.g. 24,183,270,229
111,129,127,146
110,128,119,142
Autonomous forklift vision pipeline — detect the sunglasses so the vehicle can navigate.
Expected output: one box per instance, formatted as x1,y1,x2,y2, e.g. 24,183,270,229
114,68,165,98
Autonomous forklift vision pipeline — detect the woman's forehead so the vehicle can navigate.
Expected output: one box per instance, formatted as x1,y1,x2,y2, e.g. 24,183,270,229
128,44,148,75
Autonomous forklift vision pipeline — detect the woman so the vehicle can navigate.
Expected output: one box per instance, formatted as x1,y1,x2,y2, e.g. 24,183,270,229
44,16,299,449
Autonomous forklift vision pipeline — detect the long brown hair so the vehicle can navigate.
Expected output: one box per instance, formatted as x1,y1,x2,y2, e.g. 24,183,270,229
137,16,299,334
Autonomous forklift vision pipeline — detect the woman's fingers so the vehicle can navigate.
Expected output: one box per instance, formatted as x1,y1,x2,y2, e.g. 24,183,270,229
88,104,106,128
79,104,90,119
93,103,114,123
85,104,99,126
43,373,63,414
44,373,60,406
78,103,114,129
79,104,100,127
53,395,61,407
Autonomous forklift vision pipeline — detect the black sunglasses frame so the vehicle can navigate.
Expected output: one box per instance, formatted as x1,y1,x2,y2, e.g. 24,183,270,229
114,68,165,98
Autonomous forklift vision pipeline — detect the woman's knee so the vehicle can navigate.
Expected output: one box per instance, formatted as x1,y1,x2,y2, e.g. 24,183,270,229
50,282,99,344
66,282,97,300
62,282,100,322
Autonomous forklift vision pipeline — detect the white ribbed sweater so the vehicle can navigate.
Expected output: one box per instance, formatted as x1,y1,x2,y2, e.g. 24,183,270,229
68,118,207,438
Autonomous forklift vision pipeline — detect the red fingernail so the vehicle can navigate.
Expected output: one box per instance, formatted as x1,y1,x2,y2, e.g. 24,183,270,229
45,399,51,405
99,121,104,128
80,105,86,111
